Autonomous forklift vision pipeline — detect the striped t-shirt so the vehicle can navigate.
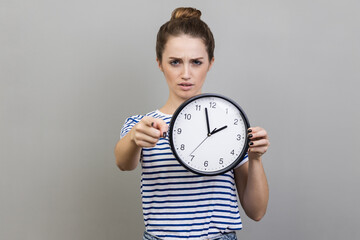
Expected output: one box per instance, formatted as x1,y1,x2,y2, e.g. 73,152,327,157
120,110,248,239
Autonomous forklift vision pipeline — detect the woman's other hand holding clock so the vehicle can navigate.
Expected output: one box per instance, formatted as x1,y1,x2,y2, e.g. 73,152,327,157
247,127,270,160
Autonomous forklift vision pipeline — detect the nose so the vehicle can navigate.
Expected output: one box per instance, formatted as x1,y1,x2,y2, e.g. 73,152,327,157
181,64,191,80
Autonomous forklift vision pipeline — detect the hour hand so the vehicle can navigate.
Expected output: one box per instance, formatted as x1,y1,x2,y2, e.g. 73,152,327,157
211,125,228,135
205,108,211,136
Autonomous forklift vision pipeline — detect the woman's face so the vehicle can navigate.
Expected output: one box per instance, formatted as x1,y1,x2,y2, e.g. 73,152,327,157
157,34,214,102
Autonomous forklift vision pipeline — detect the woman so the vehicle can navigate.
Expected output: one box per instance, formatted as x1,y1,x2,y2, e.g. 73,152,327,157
115,7,269,240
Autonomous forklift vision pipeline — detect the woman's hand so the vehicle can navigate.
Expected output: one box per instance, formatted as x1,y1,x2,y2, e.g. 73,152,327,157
247,127,270,160
130,116,168,148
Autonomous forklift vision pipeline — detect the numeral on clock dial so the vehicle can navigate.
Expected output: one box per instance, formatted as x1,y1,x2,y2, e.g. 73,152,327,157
237,134,241,141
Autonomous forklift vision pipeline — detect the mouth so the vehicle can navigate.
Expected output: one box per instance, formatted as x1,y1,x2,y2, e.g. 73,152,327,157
178,82,194,91
178,83,194,87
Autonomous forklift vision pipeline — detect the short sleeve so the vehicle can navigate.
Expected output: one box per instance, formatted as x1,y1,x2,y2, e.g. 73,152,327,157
120,115,144,139
234,153,249,169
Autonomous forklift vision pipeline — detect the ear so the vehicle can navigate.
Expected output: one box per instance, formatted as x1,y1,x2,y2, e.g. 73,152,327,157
156,58,163,72
208,57,215,71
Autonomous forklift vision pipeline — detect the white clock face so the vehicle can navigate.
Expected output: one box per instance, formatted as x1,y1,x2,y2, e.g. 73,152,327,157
169,94,249,175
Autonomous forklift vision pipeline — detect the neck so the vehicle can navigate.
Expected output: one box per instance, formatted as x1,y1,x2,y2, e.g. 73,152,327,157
160,91,203,115
159,94,188,115
159,99,181,115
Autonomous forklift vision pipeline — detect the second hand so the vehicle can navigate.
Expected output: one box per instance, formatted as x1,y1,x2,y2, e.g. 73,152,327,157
189,135,209,156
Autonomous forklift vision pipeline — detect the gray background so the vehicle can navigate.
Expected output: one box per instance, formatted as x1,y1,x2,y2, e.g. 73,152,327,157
1,0,359,239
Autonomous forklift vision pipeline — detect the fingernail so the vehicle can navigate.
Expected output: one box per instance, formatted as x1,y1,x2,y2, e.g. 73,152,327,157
249,142,254,146
247,128,252,133
248,134,253,139
163,132,167,138
151,122,154,127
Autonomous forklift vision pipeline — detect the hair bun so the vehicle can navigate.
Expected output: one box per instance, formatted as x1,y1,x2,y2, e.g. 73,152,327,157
171,7,201,20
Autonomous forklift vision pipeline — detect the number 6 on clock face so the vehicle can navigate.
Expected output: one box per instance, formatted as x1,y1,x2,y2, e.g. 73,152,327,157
169,93,250,176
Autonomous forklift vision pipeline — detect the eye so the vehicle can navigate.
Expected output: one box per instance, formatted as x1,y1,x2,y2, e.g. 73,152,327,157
192,59,203,65
170,60,180,66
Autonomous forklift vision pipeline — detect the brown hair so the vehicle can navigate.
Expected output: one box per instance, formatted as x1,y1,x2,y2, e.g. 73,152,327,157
156,7,215,63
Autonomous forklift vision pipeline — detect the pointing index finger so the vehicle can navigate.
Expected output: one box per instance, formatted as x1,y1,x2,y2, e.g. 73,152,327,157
151,118,169,138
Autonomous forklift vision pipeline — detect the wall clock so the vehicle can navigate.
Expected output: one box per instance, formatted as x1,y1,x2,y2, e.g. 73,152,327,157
169,93,250,175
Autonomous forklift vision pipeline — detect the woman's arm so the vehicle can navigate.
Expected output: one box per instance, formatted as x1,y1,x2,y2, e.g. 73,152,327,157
234,127,269,221
114,128,142,171
114,116,168,171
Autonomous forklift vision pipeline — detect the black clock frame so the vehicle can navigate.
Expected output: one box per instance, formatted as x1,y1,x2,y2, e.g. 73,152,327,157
169,93,250,176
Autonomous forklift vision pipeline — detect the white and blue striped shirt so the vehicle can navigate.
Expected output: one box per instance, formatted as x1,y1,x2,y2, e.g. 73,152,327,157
120,110,248,239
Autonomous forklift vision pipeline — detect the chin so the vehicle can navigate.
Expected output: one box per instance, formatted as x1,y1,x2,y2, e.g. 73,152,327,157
179,91,200,100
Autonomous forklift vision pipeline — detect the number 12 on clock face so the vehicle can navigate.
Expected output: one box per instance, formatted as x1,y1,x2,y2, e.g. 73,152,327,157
169,93,250,176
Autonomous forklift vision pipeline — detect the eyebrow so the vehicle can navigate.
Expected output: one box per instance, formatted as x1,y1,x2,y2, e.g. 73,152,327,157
168,57,204,60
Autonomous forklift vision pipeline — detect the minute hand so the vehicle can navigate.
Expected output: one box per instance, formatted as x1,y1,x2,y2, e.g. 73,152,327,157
205,108,211,135
210,125,228,135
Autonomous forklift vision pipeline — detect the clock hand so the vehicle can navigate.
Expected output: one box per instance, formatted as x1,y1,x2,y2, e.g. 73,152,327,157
189,135,209,155
210,125,228,135
205,107,211,136
189,126,228,156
